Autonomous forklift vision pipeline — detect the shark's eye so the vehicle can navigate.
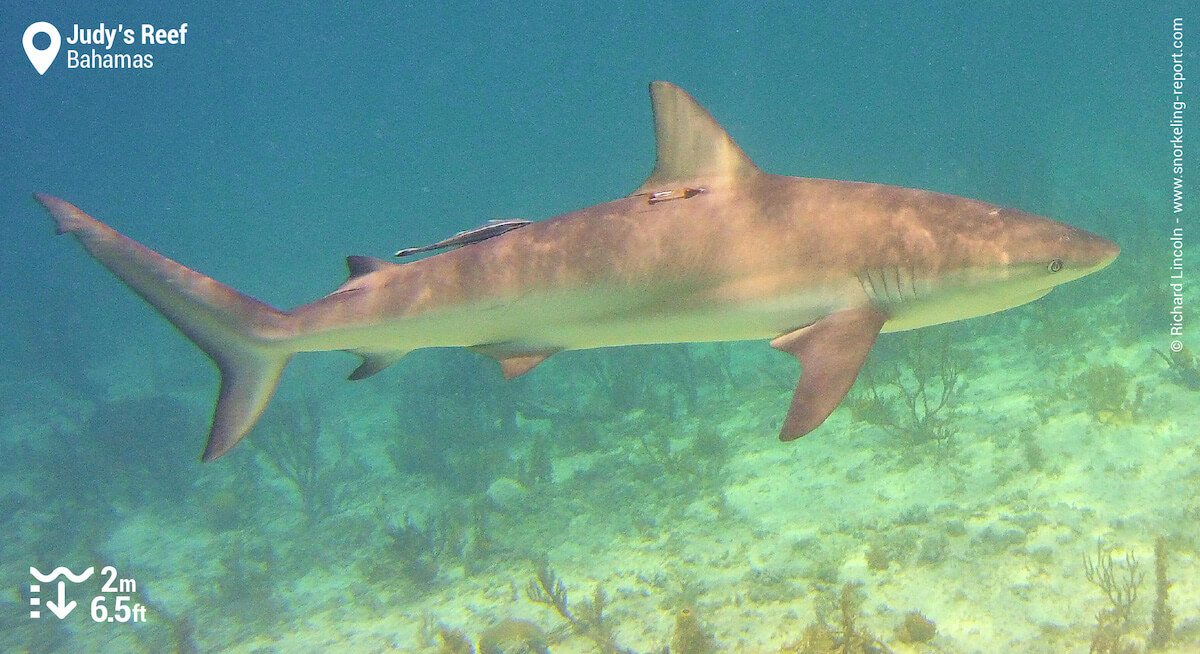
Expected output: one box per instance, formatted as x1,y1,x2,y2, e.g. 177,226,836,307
1047,258,1063,273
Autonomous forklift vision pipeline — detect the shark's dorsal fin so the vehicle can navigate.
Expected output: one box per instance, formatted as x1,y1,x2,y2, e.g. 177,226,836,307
633,81,760,194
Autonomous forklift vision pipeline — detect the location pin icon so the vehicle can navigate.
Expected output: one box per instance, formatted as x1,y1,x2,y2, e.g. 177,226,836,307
23,22,61,75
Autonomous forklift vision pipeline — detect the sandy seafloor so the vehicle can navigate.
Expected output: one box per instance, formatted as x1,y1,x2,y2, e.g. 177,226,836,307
2,276,1198,653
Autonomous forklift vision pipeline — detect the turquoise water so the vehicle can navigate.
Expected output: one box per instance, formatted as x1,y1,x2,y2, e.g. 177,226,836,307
0,2,1195,652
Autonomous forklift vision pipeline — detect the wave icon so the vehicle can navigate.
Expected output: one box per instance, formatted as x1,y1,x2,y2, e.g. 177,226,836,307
30,566,94,583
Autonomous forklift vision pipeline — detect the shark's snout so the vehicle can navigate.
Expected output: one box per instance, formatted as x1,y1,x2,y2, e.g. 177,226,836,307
1077,229,1121,273
1055,224,1120,278
1098,235,1121,268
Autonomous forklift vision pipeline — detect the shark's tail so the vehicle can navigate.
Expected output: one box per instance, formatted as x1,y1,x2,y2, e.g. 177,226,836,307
34,194,296,462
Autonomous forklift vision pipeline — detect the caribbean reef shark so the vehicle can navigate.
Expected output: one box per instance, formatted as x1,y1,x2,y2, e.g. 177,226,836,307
35,82,1119,462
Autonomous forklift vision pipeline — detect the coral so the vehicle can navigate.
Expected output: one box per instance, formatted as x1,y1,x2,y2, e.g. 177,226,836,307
973,525,1027,556
59,395,200,510
635,428,730,493
211,534,280,629
525,563,572,619
437,627,474,654
1084,541,1145,653
515,431,555,488
1084,542,1144,620
1148,536,1174,649
895,611,937,644
576,343,703,417
251,399,352,522
784,623,837,654
381,513,444,585
835,583,864,650
171,616,199,654
372,503,487,587
670,608,717,654
848,330,962,449
477,619,549,654
742,567,805,602
133,594,199,654
1022,436,1046,471
779,583,894,654
1154,345,1200,390
1071,364,1143,424
387,350,522,495
865,542,890,572
525,564,633,653
916,534,950,566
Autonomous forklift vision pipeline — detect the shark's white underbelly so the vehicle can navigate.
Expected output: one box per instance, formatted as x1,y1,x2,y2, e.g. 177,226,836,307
294,280,857,354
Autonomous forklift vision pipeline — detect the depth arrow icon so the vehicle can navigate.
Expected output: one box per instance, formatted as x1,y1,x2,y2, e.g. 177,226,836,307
45,581,75,619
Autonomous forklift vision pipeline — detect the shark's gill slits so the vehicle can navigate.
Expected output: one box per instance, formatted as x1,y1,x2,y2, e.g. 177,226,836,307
875,267,890,302
857,266,921,306
856,269,878,304
887,266,904,303
902,263,919,301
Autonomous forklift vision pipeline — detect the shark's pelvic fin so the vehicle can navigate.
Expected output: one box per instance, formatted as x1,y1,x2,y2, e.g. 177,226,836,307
33,194,295,462
770,308,888,441
633,81,761,194
347,349,410,380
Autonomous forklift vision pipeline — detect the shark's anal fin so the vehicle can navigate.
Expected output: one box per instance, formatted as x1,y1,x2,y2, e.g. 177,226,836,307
498,354,551,379
470,343,560,379
770,308,888,440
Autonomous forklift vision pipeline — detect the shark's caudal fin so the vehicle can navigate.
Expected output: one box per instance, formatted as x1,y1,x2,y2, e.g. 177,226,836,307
34,194,295,462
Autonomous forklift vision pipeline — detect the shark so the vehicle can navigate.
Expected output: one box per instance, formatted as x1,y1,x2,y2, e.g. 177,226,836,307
34,81,1119,462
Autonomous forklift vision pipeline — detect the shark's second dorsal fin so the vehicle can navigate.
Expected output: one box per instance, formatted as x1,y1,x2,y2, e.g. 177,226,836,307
633,81,760,194
346,255,396,280
324,256,398,301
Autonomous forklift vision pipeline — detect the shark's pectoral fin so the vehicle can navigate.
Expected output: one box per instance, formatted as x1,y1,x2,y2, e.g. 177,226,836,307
470,343,561,379
770,308,888,440
347,349,411,380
